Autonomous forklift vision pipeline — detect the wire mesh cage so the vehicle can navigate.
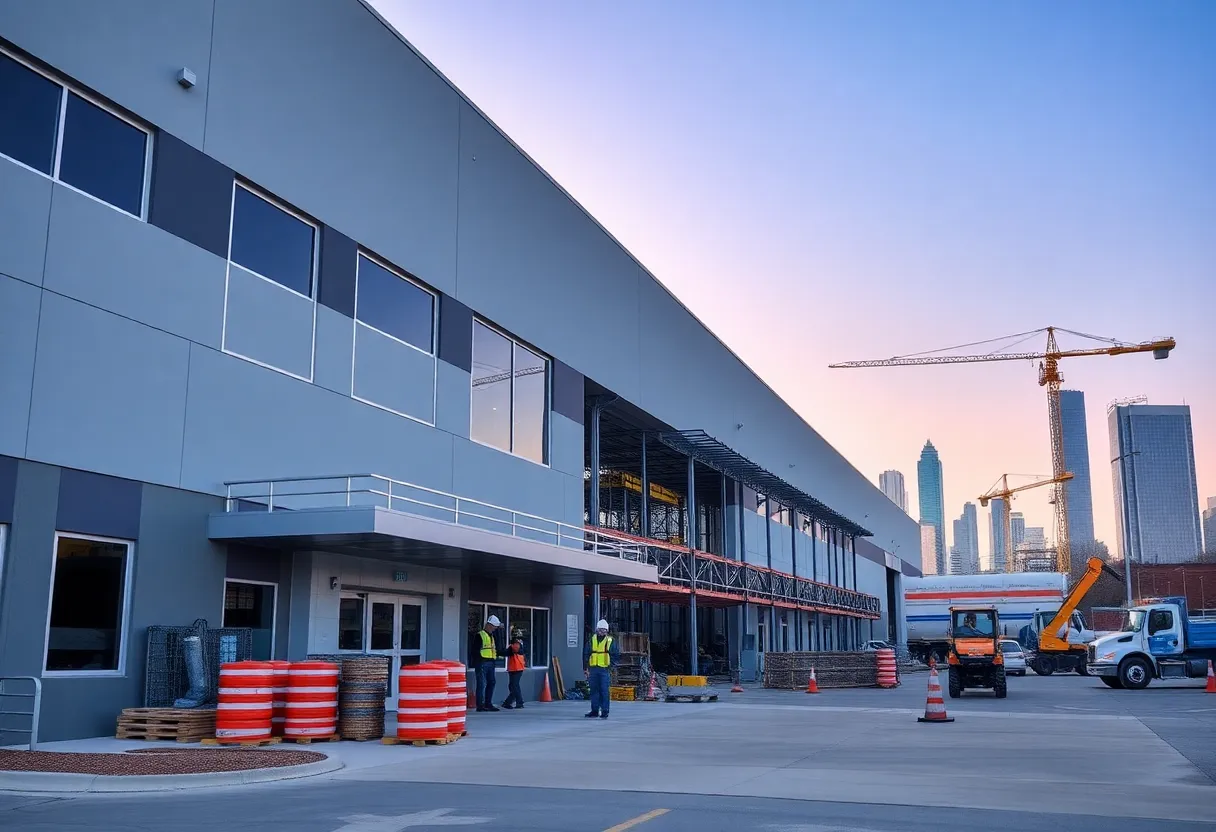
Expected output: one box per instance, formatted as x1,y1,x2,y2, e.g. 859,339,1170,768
143,619,253,708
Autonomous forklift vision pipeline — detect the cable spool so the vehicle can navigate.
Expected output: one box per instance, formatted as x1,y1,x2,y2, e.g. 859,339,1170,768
337,655,389,741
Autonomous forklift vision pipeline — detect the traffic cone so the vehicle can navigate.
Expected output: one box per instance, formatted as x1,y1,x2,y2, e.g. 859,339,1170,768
731,680,744,694
539,672,554,702
1206,661,1216,694
917,661,954,723
805,666,820,694
646,673,660,701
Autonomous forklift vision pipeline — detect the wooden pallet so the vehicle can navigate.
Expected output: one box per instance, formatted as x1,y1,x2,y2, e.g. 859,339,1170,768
664,694,719,703
281,734,340,744
200,736,282,747
116,708,216,743
381,735,454,747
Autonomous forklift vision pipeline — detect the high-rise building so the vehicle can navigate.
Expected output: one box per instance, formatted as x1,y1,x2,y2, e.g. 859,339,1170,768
879,470,909,514
950,503,980,575
1059,390,1097,546
917,441,946,576
1203,497,1216,556
1024,527,1046,548
988,498,1008,572
1109,403,1203,564
920,523,939,576
1009,512,1026,551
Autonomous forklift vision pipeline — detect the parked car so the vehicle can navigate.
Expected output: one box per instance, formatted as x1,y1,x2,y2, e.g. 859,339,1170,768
1000,639,1027,676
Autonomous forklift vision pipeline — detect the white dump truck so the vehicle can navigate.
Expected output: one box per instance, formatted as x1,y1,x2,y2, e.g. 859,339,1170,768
1086,596,1216,689
904,571,1092,666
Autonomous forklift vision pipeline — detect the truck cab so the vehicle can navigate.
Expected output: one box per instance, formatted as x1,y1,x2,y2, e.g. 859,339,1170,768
1086,596,1216,689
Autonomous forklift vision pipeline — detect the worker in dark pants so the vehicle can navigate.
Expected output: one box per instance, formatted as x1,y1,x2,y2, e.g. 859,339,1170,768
473,614,501,712
583,619,619,719
502,633,526,709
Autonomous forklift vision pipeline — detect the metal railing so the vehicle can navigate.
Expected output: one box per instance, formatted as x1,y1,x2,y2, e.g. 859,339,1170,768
0,676,41,750
223,474,646,562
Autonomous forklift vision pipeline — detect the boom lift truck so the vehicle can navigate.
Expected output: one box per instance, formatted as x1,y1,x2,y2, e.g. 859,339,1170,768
1029,556,1121,676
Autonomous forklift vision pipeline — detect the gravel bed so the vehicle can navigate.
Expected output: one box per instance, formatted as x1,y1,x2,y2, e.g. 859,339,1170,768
0,747,325,776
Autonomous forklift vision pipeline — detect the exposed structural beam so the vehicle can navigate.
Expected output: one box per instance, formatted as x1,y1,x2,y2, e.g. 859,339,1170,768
471,365,546,387
687,455,698,677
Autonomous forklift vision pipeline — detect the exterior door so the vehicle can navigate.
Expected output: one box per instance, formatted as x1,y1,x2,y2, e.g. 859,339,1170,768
339,593,427,710
1147,607,1183,658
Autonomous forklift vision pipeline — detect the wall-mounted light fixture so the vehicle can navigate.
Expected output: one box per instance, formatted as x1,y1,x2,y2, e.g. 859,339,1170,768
448,587,455,599
330,577,339,591
177,67,196,89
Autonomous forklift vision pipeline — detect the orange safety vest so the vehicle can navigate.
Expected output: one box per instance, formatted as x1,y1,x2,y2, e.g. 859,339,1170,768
507,643,526,672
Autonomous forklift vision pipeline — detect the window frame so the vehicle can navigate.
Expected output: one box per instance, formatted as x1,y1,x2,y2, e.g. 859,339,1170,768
0,44,153,221
222,578,278,660
468,601,551,669
0,524,6,606
349,249,440,426
469,318,552,467
42,531,136,678
221,179,320,383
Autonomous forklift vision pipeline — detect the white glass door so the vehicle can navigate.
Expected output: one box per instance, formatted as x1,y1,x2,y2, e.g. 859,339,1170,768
362,594,426,710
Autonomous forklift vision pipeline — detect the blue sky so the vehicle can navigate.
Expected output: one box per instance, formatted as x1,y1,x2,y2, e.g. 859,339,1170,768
375,0,1215,560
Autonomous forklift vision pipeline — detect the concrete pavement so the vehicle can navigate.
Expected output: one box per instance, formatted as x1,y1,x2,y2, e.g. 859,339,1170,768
2,673,1214,828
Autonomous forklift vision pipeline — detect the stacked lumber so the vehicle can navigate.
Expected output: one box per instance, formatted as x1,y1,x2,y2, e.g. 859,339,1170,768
116,708,217,742
762,652,878,689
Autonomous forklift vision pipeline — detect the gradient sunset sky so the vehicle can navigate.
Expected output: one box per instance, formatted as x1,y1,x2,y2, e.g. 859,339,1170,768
375,0,1214,562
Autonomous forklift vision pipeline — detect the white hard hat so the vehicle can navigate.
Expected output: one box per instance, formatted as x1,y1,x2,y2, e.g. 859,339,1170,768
596,619,609,631
487,615,502,627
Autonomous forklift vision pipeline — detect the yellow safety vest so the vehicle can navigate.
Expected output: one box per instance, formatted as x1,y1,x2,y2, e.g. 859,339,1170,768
589,635,613,668
479,630,497,660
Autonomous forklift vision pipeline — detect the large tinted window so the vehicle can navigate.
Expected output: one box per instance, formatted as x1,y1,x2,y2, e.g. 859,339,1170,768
471,322,513,453
513,343,548,464
59,92,148,216
355,254,434,352
230,185,316,296
0,51,61,174
45,536,131,672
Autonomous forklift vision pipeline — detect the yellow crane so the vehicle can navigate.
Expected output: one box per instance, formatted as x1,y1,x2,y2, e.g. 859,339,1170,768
831,327,1175,573
979,473,1073,572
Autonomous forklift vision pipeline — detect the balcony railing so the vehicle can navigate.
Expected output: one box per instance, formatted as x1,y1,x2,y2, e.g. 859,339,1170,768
223,474,645,562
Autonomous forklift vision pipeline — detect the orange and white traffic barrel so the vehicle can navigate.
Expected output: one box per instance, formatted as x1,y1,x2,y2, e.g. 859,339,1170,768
285,660,339,739
876,648,898,688
396,663,449,742
431,660,468,737
216,661,274,743
268,660,290,736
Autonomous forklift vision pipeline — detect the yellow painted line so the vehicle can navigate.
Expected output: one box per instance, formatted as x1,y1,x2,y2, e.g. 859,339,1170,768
602,808,671,832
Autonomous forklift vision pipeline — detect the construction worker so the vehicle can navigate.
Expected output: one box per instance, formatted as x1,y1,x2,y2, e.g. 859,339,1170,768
502,632,526,709
583,619,619,719
473,614,501,712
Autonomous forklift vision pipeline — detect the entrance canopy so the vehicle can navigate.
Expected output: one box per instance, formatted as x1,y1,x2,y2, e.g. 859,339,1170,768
209,475,658,586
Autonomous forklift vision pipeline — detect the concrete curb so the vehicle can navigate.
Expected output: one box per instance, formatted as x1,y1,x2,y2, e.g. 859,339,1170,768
0,755,344,794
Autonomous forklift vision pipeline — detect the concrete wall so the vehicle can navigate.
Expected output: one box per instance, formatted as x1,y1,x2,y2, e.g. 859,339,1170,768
0,0,917,569
0,459,226,743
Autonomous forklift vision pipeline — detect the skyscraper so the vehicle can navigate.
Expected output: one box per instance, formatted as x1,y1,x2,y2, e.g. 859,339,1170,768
1109,403,1203,564
1009,512,1026,551
879,470,909,513
917,441,946,576
989,497,1008,572
1059,390,1097,547
950,502,980,574
1202,497,1216,556
920,523,939,576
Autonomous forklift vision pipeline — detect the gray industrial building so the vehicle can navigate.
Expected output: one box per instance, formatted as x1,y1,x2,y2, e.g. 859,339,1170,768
0,0,919,742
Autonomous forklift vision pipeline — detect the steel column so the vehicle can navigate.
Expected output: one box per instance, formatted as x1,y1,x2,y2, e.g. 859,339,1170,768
640,432,650,539
590,402,601,624
687,455,698,676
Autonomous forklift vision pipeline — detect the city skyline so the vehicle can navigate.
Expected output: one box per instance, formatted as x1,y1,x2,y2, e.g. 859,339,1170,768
988,497,1009,572
386,2,1213,562
1110,403,1204,564
950,502,980,575
917,441,946,575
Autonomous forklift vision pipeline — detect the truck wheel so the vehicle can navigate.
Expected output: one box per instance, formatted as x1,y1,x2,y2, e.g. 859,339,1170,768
948,667,962,699
1034,656,1055,676
1100,676,1124,689
1075,662,1090,677
993,671,1007,699
1118,657,1152,690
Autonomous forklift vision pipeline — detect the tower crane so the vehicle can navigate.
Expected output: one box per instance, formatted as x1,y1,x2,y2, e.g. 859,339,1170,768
831,327,1175,573
979,473,1073,572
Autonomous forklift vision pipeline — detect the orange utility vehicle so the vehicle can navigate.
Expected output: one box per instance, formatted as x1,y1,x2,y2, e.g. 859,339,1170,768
946,605,1007,699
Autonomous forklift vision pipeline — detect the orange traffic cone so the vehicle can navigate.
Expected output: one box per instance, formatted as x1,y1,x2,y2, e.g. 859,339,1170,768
646,673,660,701
1206,661,1216,694
918,660,954,723
805,666,820,694
731,681,744,694
538,672,554,703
